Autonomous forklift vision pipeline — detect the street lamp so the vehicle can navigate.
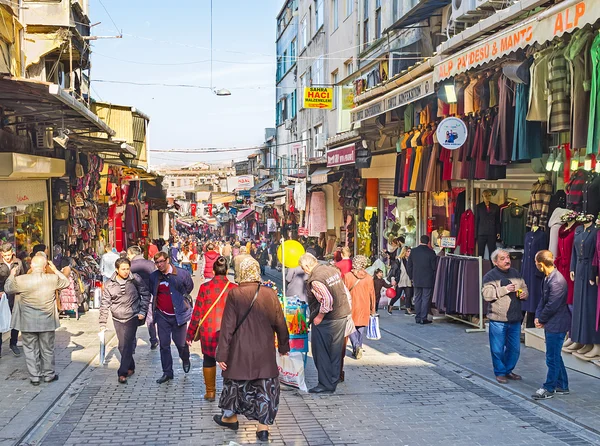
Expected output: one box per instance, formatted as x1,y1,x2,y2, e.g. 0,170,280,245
214,88,231,96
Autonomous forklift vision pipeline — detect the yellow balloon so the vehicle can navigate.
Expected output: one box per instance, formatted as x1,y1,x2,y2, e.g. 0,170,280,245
277,240,306,268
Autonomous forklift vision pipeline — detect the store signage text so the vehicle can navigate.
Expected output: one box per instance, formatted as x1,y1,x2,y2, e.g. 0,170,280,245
16,194,29,203
435,0,591,81
327,143,356,167
440,237,456,249
304,87,334,109
226,175,254,192
350,75,433,124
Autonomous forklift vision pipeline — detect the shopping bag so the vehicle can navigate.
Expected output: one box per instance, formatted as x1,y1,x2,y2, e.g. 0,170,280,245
366,315,381,340
276,352,308,392
0,293,10,333
379,288,389,308
99,330,106,366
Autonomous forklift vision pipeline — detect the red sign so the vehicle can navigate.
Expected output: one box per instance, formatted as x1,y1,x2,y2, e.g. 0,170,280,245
298,227,309,236
207,203,213,216
327,143,356,167
190,203,197,217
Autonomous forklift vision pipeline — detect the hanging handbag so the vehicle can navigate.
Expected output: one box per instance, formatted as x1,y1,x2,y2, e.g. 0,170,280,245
193,282,230,342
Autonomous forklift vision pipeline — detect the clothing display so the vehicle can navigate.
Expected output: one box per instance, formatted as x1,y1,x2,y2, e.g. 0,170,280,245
520,230,549,313
566,169,590,212
512,79,543,162
583,173,600,217
527,49,551,122
548,45,571,133
432,256,481,315
501,203,528,248
556,221,580,305
456,209,475,255
547,208,571,257
570,224,600,344
586,33,600,154
526,179,553,229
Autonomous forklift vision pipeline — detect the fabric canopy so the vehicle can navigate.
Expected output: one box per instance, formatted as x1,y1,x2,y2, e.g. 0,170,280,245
236,208,255,221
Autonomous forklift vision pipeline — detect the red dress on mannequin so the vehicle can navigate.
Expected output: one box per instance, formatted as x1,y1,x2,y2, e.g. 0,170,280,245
555,222,579,305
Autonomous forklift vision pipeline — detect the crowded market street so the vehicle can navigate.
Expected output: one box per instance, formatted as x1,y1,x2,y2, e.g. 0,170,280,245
0,268,590,446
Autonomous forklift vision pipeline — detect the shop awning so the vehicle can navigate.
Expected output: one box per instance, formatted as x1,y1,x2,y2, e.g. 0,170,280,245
236,208,255,221
350,73,434,125
310,167,331,185
212,194,235,204
0,153,65,178
434,0,600,82
196,191,212,202
388,0,451,30
250,178,273,192
0,77,114,136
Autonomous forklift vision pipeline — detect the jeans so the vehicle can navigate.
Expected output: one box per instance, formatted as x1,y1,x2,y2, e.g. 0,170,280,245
182,263,193,275
113,318,138,377
544,331,569,392
488,320,521,377
155,310,190,377
349,326,365,352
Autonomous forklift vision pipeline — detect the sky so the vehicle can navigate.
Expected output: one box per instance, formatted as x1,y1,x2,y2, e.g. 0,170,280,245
89,0,281,167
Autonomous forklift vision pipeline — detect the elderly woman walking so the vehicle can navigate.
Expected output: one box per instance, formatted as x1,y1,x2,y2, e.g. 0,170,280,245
213,258,289,442
186,256,237,401
343,255,376,360
99,258,151,384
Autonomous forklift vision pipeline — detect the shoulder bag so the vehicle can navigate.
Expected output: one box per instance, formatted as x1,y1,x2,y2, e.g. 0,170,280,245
231,284,260,337
193,282,230,342
349,274,362,292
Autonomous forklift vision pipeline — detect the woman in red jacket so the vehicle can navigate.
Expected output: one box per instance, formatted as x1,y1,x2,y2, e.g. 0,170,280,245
203,243,221,281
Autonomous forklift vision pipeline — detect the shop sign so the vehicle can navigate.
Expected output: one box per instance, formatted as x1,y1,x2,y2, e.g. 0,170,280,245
440,237,456,249
227,175,254,192
350,74,433,124
435,0,592,81
0,180,47,208
298,227,309,236
327,143,356,167
267,218,277,233
303,87,334,109
437,117,468,150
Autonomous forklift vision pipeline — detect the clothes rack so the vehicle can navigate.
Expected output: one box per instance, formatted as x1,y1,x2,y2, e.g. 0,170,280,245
441,254,484,333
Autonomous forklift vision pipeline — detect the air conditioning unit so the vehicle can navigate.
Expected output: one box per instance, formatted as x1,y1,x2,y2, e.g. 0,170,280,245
451,0,480,23
315,133,326,152
284,119,292,130
476,0,513,10
35,126,54,149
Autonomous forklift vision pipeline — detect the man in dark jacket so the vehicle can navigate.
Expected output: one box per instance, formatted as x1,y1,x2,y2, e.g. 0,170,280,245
300,253,351,394
532,250,571,399
407,235,437,324
0,243,24,356
149,252,194,384
127,246,158,349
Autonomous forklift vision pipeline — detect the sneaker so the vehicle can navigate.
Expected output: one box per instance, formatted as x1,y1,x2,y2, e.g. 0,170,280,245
355,348,363,360
555,388,570,395
10,345,20,357
532,388,554,400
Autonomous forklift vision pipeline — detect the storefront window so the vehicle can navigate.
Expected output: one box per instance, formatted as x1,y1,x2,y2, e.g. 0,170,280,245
0,203,45,257
356,207,377,258
381,196,418,251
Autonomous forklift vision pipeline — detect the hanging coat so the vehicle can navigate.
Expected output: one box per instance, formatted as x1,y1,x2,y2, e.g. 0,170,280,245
555,222,579,305
521,230,549,313
456,210,475,255
570,225,600,344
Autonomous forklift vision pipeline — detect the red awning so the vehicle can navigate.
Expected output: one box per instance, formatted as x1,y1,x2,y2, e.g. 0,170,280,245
236,208,254,221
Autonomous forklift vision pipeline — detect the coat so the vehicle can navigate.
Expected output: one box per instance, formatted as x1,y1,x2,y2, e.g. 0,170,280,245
130,255,156,287
343,270,376,327
149,266,194,326
5,271,70,332
456,210,475,255
203,250,220,279
186,275,237,357
521,230,549,313
216,282,290,380
536,269,571,333
285,266,307,300
336,259,352,277
555,222,579,305
407,244,437,288
99,273,151,325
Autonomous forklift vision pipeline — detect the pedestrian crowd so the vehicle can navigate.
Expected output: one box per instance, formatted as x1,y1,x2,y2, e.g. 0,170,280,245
0,229,576,442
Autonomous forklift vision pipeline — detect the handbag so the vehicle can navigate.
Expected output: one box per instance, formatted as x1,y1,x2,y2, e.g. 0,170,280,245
232,284,260,337
193,282,230,342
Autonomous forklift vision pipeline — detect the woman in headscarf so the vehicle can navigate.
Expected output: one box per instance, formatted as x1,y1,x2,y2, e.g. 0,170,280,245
343,255,376,360
213,258,290,442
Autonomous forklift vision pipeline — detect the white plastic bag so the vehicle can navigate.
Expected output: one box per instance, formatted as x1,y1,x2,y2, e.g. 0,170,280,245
366,315,381,340
0,293,11,333
276,352,308,392
379,288,390,308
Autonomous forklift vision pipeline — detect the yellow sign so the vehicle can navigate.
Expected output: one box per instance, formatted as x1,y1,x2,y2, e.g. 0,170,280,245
303,87,333,109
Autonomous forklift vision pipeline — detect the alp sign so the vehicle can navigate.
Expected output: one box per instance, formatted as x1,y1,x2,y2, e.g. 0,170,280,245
304,87,333,109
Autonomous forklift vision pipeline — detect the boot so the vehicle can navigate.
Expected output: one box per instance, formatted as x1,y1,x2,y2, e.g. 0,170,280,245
203,366,217,402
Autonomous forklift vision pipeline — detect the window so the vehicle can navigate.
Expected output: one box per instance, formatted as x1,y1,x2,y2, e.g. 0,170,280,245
290,90,297,118
363,0,369,49
290,38,297,65
300,16,307,50
313,125,323,156
300,73,307,108
332,0,339,30
277,56,283,81
393,0,401,21
315,0,324,31
346,0,353,17
283,50,288,73
375,0,381,39
331,71,339,109
345,60,354,76
312,57,324,86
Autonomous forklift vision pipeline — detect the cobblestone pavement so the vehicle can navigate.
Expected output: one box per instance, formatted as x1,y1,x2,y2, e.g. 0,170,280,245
7,269,600,445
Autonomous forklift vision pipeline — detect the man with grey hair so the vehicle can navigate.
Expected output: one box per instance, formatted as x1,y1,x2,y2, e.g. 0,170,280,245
5,255,70,385
299,253,351,394
482,249,529,384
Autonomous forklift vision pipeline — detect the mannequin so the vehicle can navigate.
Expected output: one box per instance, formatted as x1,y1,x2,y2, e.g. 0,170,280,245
579,218,600,361
431,225,450,254
568,215,600,358
555,211,580,350
475,190,500,259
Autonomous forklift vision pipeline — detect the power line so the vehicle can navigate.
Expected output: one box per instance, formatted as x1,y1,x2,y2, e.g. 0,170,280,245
149,139,310,154
96,0,122,35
